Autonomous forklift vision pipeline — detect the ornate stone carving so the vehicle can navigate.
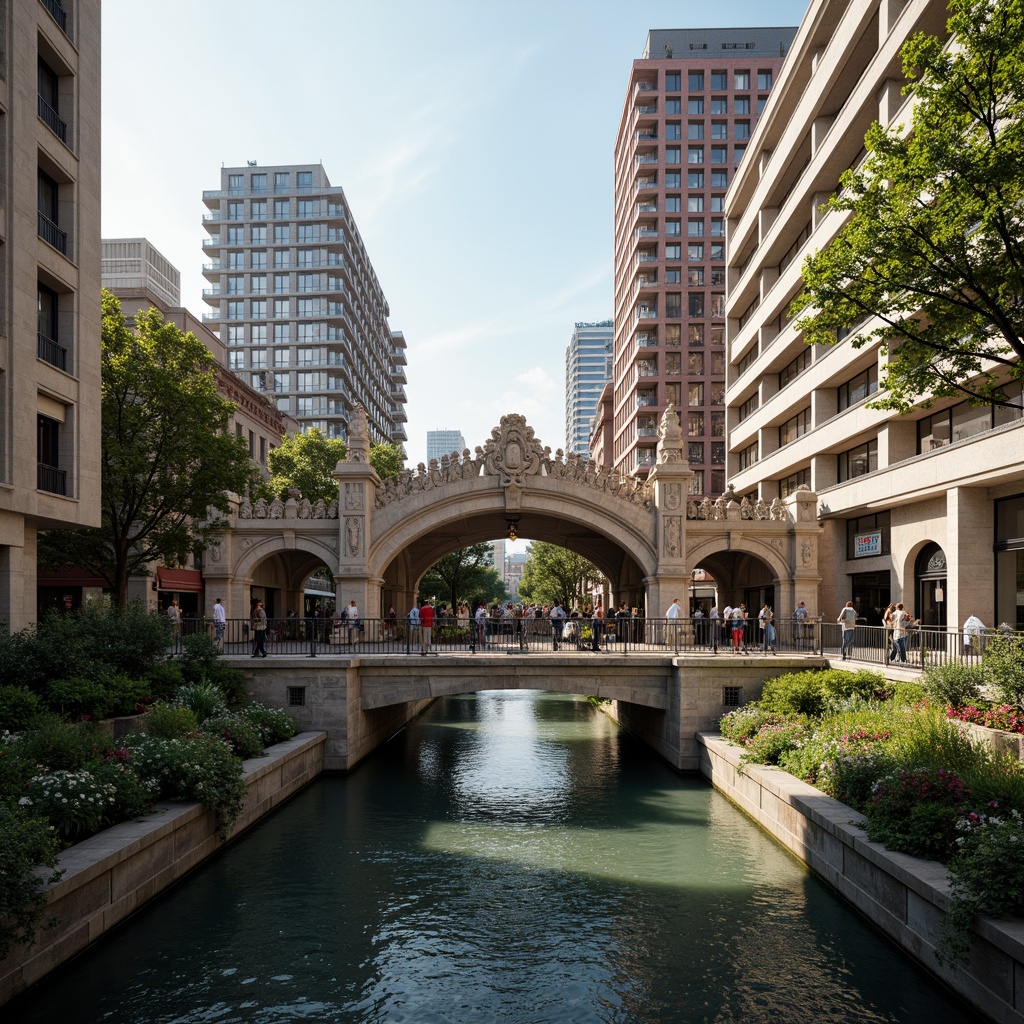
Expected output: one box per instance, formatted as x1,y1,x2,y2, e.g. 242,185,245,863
663,515,682,557
345,516,362,557
344,483,364,510
482,413,545,487
656,404,686,463
345,404,371,463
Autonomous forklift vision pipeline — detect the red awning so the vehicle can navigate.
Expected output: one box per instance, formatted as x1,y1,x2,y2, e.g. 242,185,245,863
156,567,204,593
38,567,110,588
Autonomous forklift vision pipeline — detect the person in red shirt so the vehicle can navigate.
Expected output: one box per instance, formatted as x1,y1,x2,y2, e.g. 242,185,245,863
419,600,435,654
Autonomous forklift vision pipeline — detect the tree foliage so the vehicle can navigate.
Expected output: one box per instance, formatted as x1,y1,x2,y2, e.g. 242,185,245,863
266,430,404,502
417,544,507,609
39,293,254,606
791,0,1024,413
516,542,604,609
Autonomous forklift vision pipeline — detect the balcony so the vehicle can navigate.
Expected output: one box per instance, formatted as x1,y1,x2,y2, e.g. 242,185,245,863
202,261,221,273
636,308,658,319
37,463,67,495
326,204,347,219
635,178,657,190
202,237,221,249
635,332,657,348
637,202,657,214
635,227,658,239
636,393,657,408
636,104,658,115
637,361,659,377
203,211,222,223
635,154,658,166
37,332,67,371
41,0,67,33
636,130,657,142
38,96,67,144
636,251,657,264
37,212,68,256
634,81,656,96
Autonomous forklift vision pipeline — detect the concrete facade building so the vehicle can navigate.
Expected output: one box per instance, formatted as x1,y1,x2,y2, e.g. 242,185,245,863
610,27,794,494
201,163,408,447
101,238,180,308
565,320,613,457
426,429,466,464
3,0,103,628
724,0,1024,630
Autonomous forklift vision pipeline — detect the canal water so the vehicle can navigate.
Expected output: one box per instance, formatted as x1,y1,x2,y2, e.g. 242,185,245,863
8,691,983,1024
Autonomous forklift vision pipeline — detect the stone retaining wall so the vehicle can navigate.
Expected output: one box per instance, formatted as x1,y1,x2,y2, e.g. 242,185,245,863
698,732,1024,1024
0,731,326,1006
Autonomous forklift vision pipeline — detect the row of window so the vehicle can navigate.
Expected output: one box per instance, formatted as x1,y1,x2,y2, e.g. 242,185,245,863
225,199,325,221
637,219,726,237
635,170,729,190
225,299,347,320
220,273,340,295
649,145,747,165
221,225,333,245
640,243,725,262
637,269,726,287
638,195,726,213
220,250,344,270
661,70,773,92
637,294,726,318
227,170,314,193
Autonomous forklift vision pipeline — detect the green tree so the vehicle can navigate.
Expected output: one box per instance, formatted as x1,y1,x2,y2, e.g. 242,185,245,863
39,293,254,607
516,542,603,609
266,432,404,502
417,544,507,609
791,0,1024,413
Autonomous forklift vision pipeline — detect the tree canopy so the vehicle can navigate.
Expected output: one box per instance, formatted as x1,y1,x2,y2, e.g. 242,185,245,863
417,544,507,609
790,0,1024,413
40,292,255,606
265,430,403,502
516,542,603,609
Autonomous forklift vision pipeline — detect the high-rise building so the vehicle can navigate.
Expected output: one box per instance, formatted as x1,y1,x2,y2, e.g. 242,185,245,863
609,28,795,494
427,429,466,464
565,320,613,457
201,163,408,447
724,0,1024,629
101,238,180,308
5,0,102,627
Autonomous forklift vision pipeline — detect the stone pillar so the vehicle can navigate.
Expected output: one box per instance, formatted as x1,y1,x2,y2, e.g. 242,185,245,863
0,513,35,631
946,487,993,628
646,405,694,613
332,404,382,614
783,487,823,617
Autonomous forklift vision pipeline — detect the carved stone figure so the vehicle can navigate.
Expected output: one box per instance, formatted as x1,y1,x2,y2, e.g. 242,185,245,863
346,516,362,557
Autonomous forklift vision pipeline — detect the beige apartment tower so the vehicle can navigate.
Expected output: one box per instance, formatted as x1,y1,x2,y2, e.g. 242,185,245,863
202,163,408,447
2,0,103,628
724,0,1024,629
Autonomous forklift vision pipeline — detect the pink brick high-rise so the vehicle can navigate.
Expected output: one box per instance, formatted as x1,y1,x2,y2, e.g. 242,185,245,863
609,28,795,494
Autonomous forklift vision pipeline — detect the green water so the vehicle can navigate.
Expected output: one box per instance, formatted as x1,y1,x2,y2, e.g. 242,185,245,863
7,691,983,1023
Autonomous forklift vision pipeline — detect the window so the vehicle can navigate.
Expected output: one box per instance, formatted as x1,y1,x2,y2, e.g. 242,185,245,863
251,200,267,221
251,226,267,245
666,99,681,114
250,275,266,295
665,72,681,91
734,71,750,90
298,199,317,218
274,198,289,219
665,325,682,346
688,170,704,188
710,219,724,237
735,121,751,139
227,300,244,320
757,70,773,89
687,220,704,237
665,293,682,318
226,326,244,346
737,393,759,422
665,172,681,188
779,348,811,388
687,146,704,164
687,196,703,212
688,243,704,260
666,383,681,405
688,412,704,436
274,172,290,192
688,471,705,495
689,442,705,463
666,123,682,140
688,383,704,406
688,268,704,286
666,147,681,163
274,250,290,269
665,196,681,212
226,227,243,245
710,195,725,212
710,97,728,115
838,364,879,411
710,411,724,436
276,348,292,366
226,275,243,295
274,299,290,318
298,224,321,244
228,251,244,269
710,72,727,90
251,299,267,319
251,350,267,370
272,373,289,393
710,268,725,287
274,323,291,343
710,146,728,163
846,511,891,559
689,293,704,316
735,97,750,114
297,299,316,318
711,441,725,465
297,170,313,190
251,250,267,270
688,352,704,374
758,96,768,115
227,201,243,221
734,144,747,162
710,243,725,261
687,98,703,114
665,219,681,236
709,295,725,318
274,225,290,243
687,122,704,139
251,173,267,191
738,440,758,470
298,273,317,292
687,71,703,91
779,407,811,446
711,170,728,188
298,323,319,343
838,438,878,482
665,352,682,374
665,243,682,260
710,121,728,140
251,324,267,344
228,351,244,370
779,468,810,498
37,411,66,494
666,269,681,283
228,174,244,191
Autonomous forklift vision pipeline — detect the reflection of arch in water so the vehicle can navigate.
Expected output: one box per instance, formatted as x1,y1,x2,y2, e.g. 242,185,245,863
371,484,655,614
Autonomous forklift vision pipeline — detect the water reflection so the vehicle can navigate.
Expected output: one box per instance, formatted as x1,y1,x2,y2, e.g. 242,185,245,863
6,690,983,1024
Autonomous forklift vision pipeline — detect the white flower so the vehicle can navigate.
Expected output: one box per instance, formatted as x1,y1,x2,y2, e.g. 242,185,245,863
18,796,32,806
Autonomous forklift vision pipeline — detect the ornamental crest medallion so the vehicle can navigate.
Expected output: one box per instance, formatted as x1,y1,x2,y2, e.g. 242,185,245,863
482,414,545,488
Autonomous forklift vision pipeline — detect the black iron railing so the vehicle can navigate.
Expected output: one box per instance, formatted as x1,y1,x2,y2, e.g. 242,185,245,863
38,212,68,255
37,462,67,495
37,332,67,371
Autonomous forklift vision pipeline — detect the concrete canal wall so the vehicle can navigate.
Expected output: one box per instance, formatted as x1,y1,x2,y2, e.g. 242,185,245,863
698,732,1024,1024
0,731,326,1007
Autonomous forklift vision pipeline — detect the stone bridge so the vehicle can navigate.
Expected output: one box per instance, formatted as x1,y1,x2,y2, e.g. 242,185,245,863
202,405,823,621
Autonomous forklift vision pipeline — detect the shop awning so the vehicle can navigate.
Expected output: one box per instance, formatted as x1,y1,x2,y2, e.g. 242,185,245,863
156,567,204,593
38,567,110,588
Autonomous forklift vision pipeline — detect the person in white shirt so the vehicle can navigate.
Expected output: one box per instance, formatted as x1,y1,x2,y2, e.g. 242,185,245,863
962,614,986,660
212,598,226,652
549,601,567,650
474,602,488,648
837,601,858,660
664,597,681,647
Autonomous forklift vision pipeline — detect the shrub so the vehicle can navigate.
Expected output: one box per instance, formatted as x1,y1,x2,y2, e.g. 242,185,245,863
0,803,62,959
923,662,985,710
94,755,158,822
865,767,972,861
46,677,111,720
719,704,774,744
11,715,106,772
175,681,226,723
948,703,1024,734
179,631,220,684
144,662,186,702
0,685,44,731
206,665,248,710
203,713,264,759
144,702,199,740
126,733,246,836
741,714,811,766
22,768,120,841
758,669,885,717
983,633,1024,709
818,751,897,811
939,808,1024,965
103,674,149,717
242,702,297,746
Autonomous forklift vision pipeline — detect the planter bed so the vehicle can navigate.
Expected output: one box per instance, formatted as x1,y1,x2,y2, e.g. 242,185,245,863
698,731,1024,1024
0,731,326,1006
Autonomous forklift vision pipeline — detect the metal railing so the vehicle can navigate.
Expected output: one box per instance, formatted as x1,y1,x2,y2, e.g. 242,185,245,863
38,96,67,143
37,212,68,256
37,332,67,371
37,463,67,495
41,0,68,33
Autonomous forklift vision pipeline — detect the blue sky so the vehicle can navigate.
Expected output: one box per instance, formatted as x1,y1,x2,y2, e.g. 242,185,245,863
102,0,810,467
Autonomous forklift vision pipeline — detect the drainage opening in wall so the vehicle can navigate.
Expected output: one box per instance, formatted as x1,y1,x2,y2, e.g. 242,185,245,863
287,686,307,707
722,686,741,707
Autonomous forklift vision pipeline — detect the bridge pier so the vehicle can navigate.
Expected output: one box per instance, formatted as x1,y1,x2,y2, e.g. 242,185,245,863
238,654,825,771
